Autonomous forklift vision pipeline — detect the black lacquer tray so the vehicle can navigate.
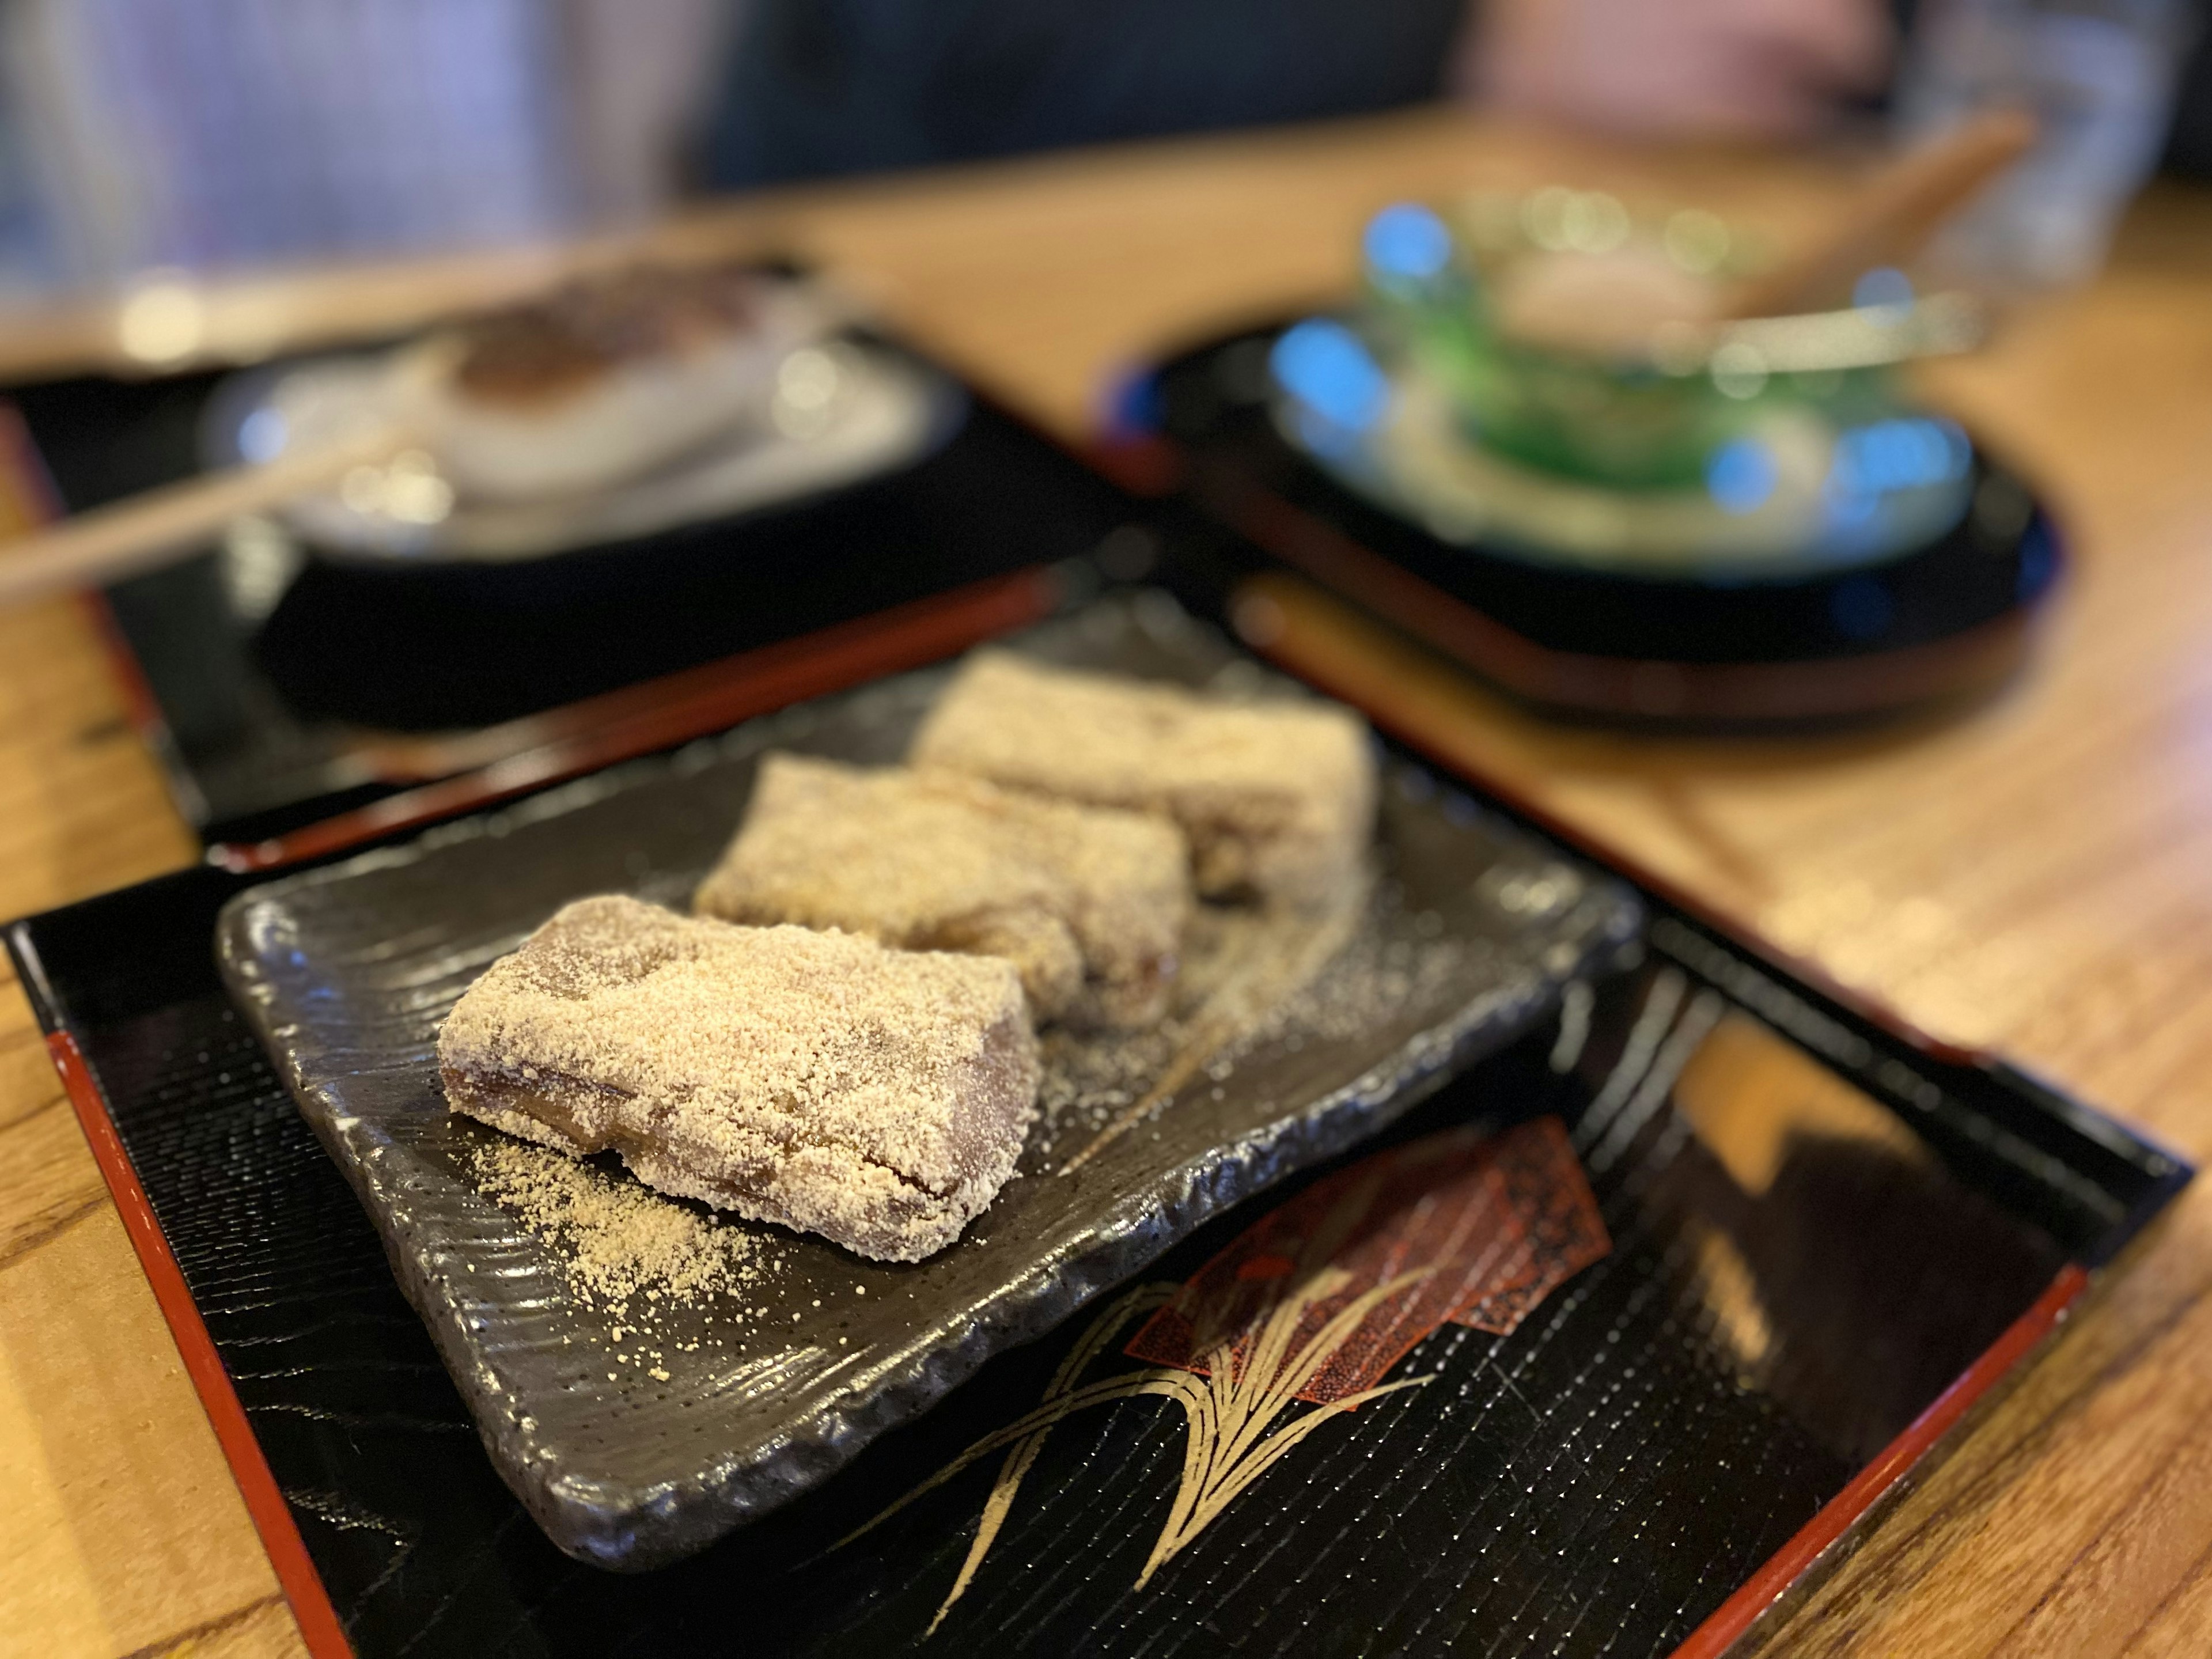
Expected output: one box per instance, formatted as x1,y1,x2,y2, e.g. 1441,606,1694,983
7,558,2186,1659
1105,322,2065,726
2,331,1146,844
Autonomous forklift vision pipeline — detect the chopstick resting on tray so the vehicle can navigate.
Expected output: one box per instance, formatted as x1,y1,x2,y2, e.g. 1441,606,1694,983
0,260,828,608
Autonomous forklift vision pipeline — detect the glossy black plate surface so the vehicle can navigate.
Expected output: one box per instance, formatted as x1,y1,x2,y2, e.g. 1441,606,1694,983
214,594,1641,1567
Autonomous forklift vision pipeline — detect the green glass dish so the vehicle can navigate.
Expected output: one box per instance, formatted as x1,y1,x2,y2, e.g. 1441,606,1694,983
1366,191,1927,493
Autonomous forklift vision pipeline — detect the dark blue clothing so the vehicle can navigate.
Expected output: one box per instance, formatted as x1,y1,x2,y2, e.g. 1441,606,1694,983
2166,7,2212,175
702,0,1467,188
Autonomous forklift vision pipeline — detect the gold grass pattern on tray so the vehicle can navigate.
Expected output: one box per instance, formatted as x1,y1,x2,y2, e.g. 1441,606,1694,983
840,1117,1608,1630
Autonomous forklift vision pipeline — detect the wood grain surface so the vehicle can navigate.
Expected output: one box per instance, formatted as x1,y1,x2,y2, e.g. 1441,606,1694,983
1,104,2209,1657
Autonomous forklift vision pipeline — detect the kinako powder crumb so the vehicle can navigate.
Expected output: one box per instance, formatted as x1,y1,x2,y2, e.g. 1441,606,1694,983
471,1137,771,1315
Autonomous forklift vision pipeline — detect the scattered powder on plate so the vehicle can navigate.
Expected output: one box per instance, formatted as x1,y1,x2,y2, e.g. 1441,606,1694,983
1253,889,1475,1048
1027,872,1473,1171
471,1137,770,1315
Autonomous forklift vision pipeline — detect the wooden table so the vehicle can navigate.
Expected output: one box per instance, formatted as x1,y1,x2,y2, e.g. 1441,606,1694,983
3,105,2210,1658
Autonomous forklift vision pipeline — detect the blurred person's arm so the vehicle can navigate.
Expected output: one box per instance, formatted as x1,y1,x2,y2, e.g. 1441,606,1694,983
1453,0,1896,139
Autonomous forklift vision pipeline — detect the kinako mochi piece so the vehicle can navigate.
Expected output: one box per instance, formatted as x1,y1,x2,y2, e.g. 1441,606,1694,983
437,895,1039,1263
424,262,815,502
695,753,1189,1031
910,651,1376,909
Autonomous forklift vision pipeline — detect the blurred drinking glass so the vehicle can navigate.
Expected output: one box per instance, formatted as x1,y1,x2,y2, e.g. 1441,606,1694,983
1893,0,2198,286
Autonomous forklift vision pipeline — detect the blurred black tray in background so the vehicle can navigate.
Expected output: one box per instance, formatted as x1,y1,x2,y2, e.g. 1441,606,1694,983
3,332,1143,844
1109,321,2066,728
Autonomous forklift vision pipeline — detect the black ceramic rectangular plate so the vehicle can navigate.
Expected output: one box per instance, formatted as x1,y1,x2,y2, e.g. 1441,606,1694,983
211,593,1641,1569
